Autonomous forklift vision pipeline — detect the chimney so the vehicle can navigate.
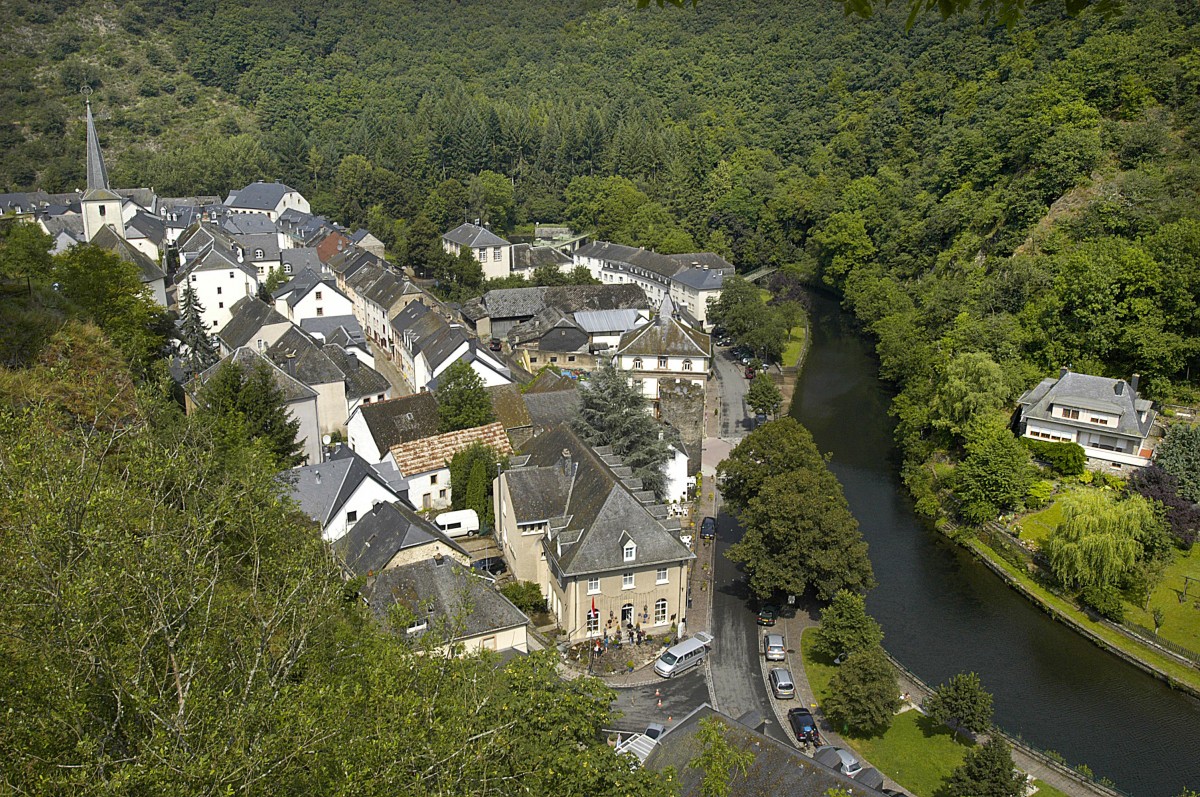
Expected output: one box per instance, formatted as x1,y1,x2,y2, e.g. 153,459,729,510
1059,366,1069,378
314,470,322,484
1115,382,1123,396
433,552,444,566
561,448,572,476
285,352,297,377
1130,373,1139,394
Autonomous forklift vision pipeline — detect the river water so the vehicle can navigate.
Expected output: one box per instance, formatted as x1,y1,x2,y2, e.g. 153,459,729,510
788,291,1200,797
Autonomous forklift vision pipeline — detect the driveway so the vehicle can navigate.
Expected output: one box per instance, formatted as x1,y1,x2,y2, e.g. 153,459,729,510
609,668,710,733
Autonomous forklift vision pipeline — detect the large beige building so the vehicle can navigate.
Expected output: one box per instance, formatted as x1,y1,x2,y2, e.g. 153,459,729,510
495,425,694,642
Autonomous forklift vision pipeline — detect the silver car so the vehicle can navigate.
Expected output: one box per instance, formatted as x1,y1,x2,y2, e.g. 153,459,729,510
764,633,786,661
768,667,795,699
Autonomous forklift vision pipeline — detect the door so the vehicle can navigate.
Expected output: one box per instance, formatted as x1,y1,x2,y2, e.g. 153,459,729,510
621,603,634,625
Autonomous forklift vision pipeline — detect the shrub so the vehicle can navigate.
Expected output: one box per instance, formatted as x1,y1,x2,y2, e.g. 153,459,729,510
1022,439,1086,476
1081,584,1125,622
500,581,547,615
1026,479,1054,508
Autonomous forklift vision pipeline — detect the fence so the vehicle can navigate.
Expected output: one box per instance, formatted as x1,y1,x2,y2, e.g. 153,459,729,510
1121,621,1200,669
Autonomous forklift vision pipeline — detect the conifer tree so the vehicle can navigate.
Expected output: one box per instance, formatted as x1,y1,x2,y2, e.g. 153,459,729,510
575,363,670,499
178,281,217,377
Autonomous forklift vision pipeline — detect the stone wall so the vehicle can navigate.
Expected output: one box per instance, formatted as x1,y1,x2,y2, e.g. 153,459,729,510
658,378,705,475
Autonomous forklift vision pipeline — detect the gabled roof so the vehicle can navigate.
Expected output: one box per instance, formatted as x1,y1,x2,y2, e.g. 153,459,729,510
523,388,581,431
336,501,467,578
125,210,167,244
1017,370,1155,439
225,181,299,211
280,247,323,274
486,383,532,430
506,425,692,575
479,284,650,321
355,392,441,454
346,261,409,308
192,347,317,404
220,213,276,236
389,422,513,477
671,266,728,291
265,326,347,386
274,266,344,309
507,306,587,348
391,301,472,370
617,308,711,358
89,225,164,284
323,343,391,399
115,187,158,211
442,222,510,248
217,297,290,350
301,314,366,347
574,240,684,280
361,556,528,642
287,448,396,528
511,243,571,270
573,309,644,334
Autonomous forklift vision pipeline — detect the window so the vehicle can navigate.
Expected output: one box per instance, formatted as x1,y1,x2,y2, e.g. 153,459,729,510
190,275,197,282
656,567,668,585
98,205,106,217
315,291,323,300
216,287,222,295
530,356,539,363
655,598,668,625
622,572,635,590
283,264,292,274
586,612,599,635
316,308,324,316
477,249,487,262
568,355,576,362
254,248,264,259
682,359,692,371
346,510,357,524
658,356,668,369
550,356,558,363
430,474,438,485
1062,408,1081,420
632,357,643,370
218,302,224,309
623,542,636,562
588,577,600,595
439,489,447,499
1090,417,1109,425
493,246,502,261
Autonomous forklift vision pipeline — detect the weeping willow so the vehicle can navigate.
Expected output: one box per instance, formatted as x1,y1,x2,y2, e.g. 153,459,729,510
1043,490,1161,590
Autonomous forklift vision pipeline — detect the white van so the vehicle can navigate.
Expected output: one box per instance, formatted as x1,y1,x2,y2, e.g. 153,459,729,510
654,631,714,678
434,509,480,538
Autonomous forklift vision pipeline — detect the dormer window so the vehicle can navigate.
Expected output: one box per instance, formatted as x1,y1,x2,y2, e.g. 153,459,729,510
632,357,643,370
623,541,636,562
254,248,264,259
683,359,693,371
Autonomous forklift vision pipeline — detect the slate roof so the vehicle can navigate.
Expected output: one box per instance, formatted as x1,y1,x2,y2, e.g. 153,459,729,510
192,347,317,404
671,266,728,291
89,225,165,284
221,213,277,236
347,261,410,309
523,388,581,432
617,307,711,358
287,448,395,528
506,425,692,575
125,210,167,244
323,343,391,399
523,369,576,394
266,326,347,386
217,297,289,350
507,307,586,347
1017,370,1155,439
336,501,467,578
644,705,870,797
511,243,572,271
301,315,366,347
278,210,338,246
479,284,650,321
389,422,513,477
391,301,471,369
176,224,259,279
274,266,344,309
83,101,117,201
281,247,323,274
574,241,683,280
667,252,735,272
39,214,85,240
486,383,532,430
442,222,510,248
362,556,528,642
225,181,299,211
357,392,441,453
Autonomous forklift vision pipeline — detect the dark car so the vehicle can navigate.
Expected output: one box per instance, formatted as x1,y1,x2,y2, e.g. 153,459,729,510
787,707,820,744
471,557,508,576
488,338,502,352
756,604,778,626
700,516,716,540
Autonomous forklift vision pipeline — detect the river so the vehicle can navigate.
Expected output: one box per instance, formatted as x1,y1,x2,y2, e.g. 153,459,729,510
788,290,1200,797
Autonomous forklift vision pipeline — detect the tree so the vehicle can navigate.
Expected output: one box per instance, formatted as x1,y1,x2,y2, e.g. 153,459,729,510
823,646,898,736
932,353,1010,440
1129,465,1200,548
500,581,547,614
813,590,884,660
198,358,305,467
941,736,1025,797
689,717,754,797
0,219,53,281
177,281,217,377
727,466,875,601
575,363,671,500
747,373,782,418
1155,423,1200,504
716,417,826,512
468,170,516,232
926,672,994,735
435,360,495,433
449,441,501,527
838,0,1121,29
1044,490,1169,592
955,420,1036,524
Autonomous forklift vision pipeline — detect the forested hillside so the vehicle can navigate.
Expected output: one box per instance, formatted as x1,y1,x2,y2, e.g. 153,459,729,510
5,0,1199,513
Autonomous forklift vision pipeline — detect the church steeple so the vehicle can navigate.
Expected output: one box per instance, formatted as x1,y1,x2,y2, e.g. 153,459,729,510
80,97,124,242
84,99,110,196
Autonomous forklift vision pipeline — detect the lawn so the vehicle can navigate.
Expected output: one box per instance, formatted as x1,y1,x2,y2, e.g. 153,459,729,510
1124,543,1200,655
801,629,973,797
1031,780,1072,797
1015,501,1064,546
781,322,807,367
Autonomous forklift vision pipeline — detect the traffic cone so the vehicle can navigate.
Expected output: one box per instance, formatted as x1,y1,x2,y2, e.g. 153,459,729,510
655,688,660,698
657,698,663,709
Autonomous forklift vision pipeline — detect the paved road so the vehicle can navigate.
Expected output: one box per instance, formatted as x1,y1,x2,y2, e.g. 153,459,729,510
609,668,710,733
713,345,756,440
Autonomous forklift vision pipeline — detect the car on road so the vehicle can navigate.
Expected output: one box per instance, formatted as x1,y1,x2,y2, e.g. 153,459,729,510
786,707,819,744
814,746,863,778
756,604,778,626
768,667,795,699
763,633,786,661
700,516,716,540
758,633,787,662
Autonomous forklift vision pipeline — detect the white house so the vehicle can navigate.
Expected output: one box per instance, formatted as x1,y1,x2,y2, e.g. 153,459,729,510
613,297,712,406
391,301,511,392
216,296,292,356
273,267,354,324
442,222,513,281
224,181,310,222
1017,369,1158,469
287,447,403,541
386,422,513,511
178,237,261,331
346,392,442,464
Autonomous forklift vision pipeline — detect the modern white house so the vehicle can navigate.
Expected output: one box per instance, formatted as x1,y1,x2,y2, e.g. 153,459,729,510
442,222,513,281
1016,368,1158,469
273,267,355,325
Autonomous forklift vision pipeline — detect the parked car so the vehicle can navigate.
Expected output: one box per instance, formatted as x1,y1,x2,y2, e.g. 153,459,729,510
744,366,756,379
756,604,778,626
787,707,819,744
763,633,786,661
471,557,508,576
768,667,795,699
644,722,666,741
814,746,863,778
700,516,716,540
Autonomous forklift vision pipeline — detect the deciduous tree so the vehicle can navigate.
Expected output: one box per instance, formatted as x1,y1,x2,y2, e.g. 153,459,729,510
689,717,754,797
955,420,1036,524
436,359,495,432
926,672,994,735
717,417,826,512
941,736,1025,797
747,373,782,418
813,589,884,660
823,646,898,736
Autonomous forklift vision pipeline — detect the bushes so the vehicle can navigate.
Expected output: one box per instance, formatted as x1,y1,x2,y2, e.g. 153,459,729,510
1022,439,1086,476
1081,584,1125,622
500,581,547,615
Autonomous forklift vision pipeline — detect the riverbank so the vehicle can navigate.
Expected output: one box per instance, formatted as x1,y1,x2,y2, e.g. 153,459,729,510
964,534,1200,698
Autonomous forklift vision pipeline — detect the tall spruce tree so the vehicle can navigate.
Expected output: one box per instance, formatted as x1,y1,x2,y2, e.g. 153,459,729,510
199,358,305,468
178,281,217,377
575,363,670,500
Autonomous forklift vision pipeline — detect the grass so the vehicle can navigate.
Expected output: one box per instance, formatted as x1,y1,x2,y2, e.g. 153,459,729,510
781,322,807,367
1031,780,1072,797
801,629,973,797
1015,501,1064,545
969,540,1200,694
1124,544,1200,654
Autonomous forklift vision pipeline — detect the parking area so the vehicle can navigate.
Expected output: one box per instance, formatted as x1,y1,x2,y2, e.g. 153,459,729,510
608,668,710,734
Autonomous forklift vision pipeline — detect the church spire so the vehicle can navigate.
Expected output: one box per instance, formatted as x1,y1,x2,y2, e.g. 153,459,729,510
84,99,110,195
